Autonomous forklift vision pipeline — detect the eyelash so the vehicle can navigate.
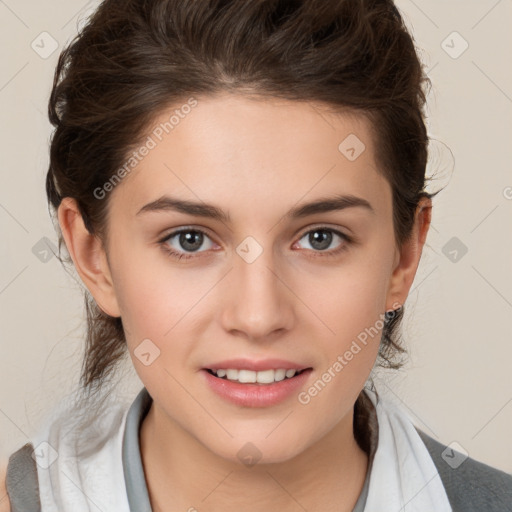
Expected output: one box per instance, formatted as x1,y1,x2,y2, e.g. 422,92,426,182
158,226,353,261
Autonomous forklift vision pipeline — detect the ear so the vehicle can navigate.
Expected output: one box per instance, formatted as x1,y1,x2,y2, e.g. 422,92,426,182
57,197,121,318
385,196,432,311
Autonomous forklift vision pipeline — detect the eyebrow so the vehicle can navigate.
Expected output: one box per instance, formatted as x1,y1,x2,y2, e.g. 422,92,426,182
136,193,375,222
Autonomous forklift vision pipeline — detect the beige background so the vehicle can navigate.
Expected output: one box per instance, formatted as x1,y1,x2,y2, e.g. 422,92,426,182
1,0,511,474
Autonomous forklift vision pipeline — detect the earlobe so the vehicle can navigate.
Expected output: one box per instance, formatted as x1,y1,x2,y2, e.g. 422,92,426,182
385,197,432,311
57,197,121,318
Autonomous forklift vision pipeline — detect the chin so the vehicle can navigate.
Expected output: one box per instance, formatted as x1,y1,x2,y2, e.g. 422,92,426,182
207,436,307,468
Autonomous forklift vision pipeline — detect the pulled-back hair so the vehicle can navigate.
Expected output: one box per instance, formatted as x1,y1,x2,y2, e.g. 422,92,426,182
46,0,442,425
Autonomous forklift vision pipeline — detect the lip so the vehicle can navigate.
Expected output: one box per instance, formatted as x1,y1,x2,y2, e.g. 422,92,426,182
203,358,311,372
201,368,313,408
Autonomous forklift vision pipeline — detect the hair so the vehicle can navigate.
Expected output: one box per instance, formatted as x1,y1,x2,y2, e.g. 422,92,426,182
45,0,444,436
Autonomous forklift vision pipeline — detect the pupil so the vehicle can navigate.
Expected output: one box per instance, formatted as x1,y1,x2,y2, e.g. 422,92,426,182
310,230,332,251
180,231,203,252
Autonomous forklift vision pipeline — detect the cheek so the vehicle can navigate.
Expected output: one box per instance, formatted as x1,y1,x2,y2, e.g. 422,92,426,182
109,240,180,327
299,278,385,416
107,242,170,347
298,261,389,381
110,247,216,361
112,268,194,388
307,264,388,336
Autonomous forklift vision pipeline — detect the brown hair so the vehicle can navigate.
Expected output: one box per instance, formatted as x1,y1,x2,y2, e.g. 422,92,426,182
46,0,442,418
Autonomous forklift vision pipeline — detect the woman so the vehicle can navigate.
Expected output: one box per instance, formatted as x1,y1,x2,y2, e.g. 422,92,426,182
2,0,511,510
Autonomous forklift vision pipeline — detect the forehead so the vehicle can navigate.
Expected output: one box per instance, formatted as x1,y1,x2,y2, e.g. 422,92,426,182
109,92,391,221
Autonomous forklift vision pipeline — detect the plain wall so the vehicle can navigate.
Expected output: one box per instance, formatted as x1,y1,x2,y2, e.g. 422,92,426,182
1,0,511,473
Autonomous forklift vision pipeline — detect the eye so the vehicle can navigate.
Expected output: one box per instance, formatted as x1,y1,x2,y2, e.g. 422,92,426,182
158,225,353,261
159,228,216,260
294,227,352,257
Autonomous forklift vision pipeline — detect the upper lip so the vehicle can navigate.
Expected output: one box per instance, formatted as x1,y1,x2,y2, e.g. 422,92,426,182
203,358,312,372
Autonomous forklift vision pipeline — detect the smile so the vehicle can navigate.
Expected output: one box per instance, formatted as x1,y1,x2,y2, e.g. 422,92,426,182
206,368,309,385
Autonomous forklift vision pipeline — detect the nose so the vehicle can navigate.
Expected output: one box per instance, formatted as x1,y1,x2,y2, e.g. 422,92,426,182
220,244,295,341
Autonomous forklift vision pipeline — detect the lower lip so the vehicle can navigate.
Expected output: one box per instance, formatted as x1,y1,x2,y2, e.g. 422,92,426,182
201,369,313,408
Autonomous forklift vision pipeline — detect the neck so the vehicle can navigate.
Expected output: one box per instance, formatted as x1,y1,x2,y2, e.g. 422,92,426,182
140,400,370,512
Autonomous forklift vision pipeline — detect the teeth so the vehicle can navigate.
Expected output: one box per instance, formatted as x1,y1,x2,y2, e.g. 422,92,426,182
226,369,238,380
274,369,287,382
211,368,302,384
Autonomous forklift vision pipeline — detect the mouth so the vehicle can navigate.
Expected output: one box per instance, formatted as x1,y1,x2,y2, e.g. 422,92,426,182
201,366,314,407
204,367,312,385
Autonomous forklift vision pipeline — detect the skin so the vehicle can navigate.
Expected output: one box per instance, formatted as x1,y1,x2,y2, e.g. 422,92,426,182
58,92,431,512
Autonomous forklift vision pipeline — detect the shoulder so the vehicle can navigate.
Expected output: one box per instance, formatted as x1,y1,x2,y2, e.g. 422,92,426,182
0,458,11,512
416,427,512,511
1,443,41,512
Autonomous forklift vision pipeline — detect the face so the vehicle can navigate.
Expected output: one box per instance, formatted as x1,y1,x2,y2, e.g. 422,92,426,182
62,92,426,465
